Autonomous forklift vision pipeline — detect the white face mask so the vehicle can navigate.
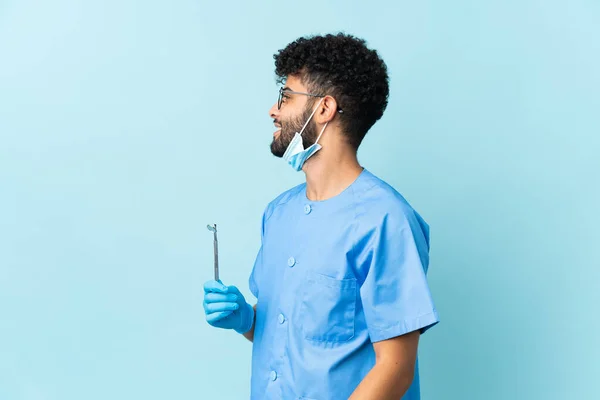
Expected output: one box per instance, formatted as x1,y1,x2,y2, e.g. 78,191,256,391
282,97,328,171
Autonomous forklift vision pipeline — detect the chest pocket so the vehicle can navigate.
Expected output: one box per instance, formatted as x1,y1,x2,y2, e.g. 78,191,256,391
299,270,357,343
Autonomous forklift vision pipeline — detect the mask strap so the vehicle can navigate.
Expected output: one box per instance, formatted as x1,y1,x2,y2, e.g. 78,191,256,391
314,122,328,145
298,97,325,136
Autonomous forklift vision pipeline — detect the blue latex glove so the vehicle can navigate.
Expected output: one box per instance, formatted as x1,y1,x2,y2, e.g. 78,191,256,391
203,280,254,334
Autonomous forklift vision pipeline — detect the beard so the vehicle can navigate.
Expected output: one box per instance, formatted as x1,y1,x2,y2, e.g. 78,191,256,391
270,105,318,158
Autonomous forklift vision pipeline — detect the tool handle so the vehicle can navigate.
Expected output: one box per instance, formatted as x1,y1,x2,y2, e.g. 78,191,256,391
213,235,219,281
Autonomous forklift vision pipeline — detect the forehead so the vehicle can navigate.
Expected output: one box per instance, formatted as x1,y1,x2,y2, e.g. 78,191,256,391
283,75,306,91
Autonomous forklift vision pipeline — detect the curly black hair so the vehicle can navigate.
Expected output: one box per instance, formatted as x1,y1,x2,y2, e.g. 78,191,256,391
274,32,389,150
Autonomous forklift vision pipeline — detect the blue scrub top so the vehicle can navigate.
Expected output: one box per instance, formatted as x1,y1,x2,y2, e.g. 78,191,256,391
249,169,439,400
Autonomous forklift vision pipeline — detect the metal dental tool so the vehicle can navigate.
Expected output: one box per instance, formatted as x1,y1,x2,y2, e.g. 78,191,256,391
207,224,219,281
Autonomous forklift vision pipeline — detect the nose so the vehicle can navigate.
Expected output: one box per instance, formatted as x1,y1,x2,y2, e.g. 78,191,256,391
269,102,279,119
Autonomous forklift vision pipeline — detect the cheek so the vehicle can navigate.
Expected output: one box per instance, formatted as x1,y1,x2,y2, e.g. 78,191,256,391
281,116,297,132
279,119,290,133
280,109,298,126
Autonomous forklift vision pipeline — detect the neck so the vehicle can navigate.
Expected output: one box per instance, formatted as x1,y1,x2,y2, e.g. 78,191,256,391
302,143,363,201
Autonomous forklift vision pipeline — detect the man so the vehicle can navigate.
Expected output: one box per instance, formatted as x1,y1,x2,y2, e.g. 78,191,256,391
203,33,439,400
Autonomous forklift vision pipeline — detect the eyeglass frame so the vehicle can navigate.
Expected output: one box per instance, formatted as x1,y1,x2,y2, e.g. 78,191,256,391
277,87,344,113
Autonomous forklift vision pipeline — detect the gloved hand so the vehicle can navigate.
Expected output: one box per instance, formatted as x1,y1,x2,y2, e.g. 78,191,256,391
203,280,254,334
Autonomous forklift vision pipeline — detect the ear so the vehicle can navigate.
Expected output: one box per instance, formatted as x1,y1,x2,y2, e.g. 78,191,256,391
316,95,339,124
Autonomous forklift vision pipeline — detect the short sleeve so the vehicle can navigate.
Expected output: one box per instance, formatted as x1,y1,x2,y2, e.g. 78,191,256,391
248,245,262,298
248,207,268,299
359,210,439,343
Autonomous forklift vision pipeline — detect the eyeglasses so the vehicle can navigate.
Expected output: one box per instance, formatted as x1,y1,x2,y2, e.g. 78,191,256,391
277,87,345,113
277,87,324,110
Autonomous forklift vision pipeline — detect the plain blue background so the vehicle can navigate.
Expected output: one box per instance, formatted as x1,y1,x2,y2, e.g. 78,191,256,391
1,1,598,399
